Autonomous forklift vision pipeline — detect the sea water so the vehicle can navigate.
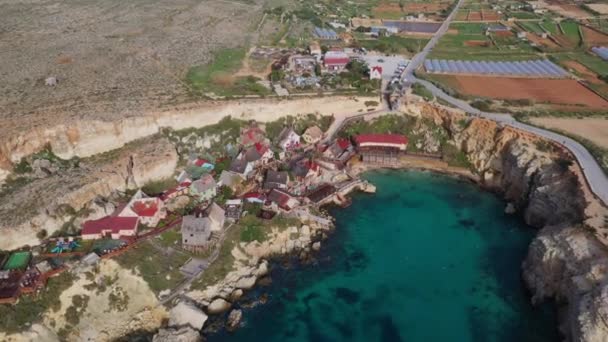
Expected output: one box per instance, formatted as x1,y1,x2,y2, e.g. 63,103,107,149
208,170,557,342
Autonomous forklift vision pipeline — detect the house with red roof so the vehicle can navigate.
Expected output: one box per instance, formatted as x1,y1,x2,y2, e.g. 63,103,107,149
81,216,139,240
243,143,274,166
370,66,383,80
355,134,409,164
267,189,299,211
323,51,350,73
240,126,266,147
117,190,167,227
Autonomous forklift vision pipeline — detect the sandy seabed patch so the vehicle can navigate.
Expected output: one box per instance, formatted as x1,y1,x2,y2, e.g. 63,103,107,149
530,117,608,149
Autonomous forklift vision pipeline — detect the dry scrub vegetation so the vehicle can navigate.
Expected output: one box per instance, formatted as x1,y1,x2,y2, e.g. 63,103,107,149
0,0,265,133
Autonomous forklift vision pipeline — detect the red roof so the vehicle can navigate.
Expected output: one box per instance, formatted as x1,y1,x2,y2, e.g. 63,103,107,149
242,192,263,199
337,138,351,150
325,57,349,66
354,134,408,146
254,142,269,155
304,160,319,171
194,159,209,167
131,200,160,217
82,216,138,236
372,66,383,73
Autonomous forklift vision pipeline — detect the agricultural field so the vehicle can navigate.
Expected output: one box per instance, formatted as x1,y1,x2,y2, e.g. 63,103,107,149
429,22,538,61
425,74,608,109
371,0,452,19
530,117,608,149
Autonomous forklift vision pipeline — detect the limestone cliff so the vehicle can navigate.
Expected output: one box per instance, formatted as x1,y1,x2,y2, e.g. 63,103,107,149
0,136,177,250
0,97,370,184
417,103,608,342
419,104,586,228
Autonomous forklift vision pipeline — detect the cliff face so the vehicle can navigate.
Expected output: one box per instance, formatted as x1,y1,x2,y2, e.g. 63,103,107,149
419,104,608,342
0,97,370,184
0,136,178,250
421,104,586,228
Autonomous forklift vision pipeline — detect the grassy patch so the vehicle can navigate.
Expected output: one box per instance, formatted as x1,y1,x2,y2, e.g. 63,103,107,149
158,229,182,248
141,177,178,196
442,144,473,169
357,36,429,54
114,241,189,294
0,272,75,334
186,48,269,97
412,83,434,101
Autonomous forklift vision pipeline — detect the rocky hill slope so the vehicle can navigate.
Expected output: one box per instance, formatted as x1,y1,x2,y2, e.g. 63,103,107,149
0,136,177,250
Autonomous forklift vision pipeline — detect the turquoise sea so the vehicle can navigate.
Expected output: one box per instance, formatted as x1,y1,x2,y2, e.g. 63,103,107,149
208,170,558,342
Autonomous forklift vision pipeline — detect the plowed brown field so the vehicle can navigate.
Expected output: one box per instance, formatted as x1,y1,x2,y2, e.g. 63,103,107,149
439,75,608,108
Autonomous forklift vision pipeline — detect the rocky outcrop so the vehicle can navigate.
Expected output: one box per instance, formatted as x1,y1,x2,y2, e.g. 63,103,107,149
0,136,178,250
226,309,243,331
153,327,201,342
168,301,208,331
523,225,608,341
186,215,333,318
421,104,586,228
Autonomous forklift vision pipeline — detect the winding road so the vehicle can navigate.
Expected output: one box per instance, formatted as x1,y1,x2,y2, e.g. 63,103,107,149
400,0,608,205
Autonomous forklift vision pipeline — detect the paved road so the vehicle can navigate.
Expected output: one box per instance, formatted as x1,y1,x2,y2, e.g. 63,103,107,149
399,0,608,205
402,0,464,80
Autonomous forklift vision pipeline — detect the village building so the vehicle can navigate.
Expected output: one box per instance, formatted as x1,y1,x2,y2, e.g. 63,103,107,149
267,189,300,211
370,66,383,80
225,199,243,222
277,127,301,151
242,192,265,204
160,183,190,201
323,138,353,163
323,51,350,73
243,143,274,167
289,55,318,76
309,41,322,56
355,134,408,164
175,170,192,185
240,126,266,147
339,32,354,44
264,170,289,190
81,216,139,240
206,202,226,232
35,260,53,274
313,27,338,40
218,170,243,189
191,158,215,171
229,158,254,178
181,215,212,253
190,174,217,202
306,184,337,204
181,203,225,253
117,190,167,227
302,125,324,144
291,159,320,182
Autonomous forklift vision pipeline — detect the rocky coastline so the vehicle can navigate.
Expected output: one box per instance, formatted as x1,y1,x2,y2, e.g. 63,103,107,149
176,104,608,341
2,101,608,341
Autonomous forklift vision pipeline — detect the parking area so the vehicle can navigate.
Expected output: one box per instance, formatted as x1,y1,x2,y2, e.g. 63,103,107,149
360,55,409,80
